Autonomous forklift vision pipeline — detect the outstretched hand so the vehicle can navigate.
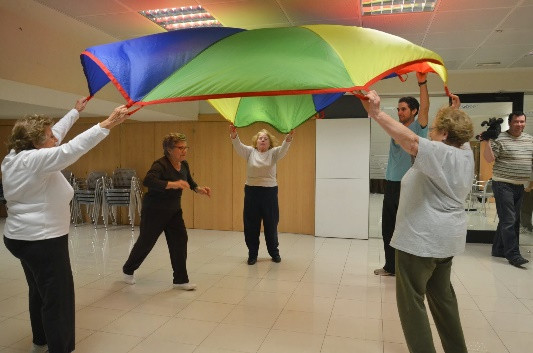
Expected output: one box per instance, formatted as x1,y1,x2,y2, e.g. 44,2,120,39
450,94,461,109
286,130,295,142
358,90,382,118
416,71,428,84
99,105,129,129
196,186,211,197
74,97,88,112
229,124,237,139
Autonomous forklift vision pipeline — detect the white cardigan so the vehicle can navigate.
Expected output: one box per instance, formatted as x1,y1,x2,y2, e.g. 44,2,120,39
1,109,110,241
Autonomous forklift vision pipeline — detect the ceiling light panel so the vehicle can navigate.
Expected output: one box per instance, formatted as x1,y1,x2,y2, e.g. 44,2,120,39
361,0,437,16
139,5,221,31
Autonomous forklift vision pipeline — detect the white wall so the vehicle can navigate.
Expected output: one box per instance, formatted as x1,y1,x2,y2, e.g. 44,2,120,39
315,119,370,239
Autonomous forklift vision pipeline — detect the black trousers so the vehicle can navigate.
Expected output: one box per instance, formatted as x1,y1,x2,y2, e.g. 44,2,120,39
4,235,75,353
381,180,401,274
123,207,189,284
243,185,280,259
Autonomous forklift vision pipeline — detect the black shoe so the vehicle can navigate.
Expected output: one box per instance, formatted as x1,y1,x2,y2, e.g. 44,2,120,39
247,257,257,265
272,255,281,263
509,257,529,268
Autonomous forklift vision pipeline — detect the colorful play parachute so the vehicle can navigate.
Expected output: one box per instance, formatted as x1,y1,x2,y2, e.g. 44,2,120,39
81,25,448,132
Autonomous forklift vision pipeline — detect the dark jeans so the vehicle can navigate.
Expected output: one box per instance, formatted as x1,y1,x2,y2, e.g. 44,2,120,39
381,180,401,274
243,185,279,259
123,207,189,284
520,190,533,229
4,235,75,353
492,181,524,261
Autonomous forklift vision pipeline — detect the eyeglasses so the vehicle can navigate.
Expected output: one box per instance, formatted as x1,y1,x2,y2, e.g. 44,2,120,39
173,146,190,151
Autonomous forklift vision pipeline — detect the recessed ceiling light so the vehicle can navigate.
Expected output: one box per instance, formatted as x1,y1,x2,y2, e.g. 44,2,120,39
139,5,221,31
361,0,437,16
475,62,501,67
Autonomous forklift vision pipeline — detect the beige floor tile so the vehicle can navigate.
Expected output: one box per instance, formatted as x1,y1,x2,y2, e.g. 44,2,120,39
176,300,234,322
75,306,127,330
321,336,383,353
0,297,27,318
132,291,192,316
253,278,299,294
274,310,330,334
214,275,261,290
100,311,170,337
129,336,196,353
74,331,143,353
383,341,409,353
284,294,335,313
239,290,291,309
0,319,31,346
197,286,248,304
326,315,382,341
382,319,406,344
485,311,533,333
90,290,150,311
497,330,533,353
198,323,269,352
332,298,382,319
257,329,324,353
74,286,115,306
336,283,382,302
149,317,217,345
292,281,339,298
222,305,282,328
473,296,529,314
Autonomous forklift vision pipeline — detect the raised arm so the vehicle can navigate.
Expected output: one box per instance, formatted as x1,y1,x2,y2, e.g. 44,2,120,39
416,72,429,128
361,90,419,156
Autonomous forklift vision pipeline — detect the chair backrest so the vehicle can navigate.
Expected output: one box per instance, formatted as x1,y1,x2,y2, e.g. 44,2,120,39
113,168,137,188
484,179,493,195
86,171,107,189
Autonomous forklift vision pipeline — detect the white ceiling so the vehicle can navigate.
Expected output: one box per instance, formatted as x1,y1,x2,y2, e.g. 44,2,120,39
1,0,533,120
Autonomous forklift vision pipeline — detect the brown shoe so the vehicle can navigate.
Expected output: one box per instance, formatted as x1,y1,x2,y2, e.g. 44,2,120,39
374,268,394,276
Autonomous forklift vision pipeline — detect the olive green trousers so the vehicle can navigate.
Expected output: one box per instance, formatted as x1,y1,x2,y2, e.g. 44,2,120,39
395,250,468,353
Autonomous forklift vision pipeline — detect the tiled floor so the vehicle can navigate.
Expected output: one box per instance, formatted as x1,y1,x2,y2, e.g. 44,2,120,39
1,217,532,353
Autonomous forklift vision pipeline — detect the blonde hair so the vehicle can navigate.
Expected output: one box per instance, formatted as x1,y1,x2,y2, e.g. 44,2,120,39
7,115,54,153
251,129,278,150
162,132,187,157
433,107,474,147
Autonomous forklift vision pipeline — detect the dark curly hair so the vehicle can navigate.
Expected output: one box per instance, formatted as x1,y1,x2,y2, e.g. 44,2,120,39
162,132,187,157
7,115,54,153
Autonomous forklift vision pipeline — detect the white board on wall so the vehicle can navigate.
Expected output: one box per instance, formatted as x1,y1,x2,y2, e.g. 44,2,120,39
315,178,369,239
315,118,370,239
316,119,370,179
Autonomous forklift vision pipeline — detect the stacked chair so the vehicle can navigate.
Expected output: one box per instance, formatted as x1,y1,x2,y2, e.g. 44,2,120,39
71,171,106,227
100,168,142,229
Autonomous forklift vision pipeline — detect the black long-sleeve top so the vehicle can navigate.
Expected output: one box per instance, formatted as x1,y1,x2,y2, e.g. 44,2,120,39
142,156,198,210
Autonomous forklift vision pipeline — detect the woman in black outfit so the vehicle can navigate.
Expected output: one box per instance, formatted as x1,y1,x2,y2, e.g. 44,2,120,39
122,133,210,290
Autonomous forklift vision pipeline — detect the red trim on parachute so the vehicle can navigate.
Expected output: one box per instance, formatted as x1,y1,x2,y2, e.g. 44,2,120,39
81,51,137,106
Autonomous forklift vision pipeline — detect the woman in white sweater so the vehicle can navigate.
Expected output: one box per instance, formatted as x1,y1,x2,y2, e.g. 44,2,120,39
2,98,128,353
229,125,293,265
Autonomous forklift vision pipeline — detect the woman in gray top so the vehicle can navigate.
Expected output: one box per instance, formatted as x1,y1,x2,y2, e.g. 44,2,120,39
360,90,474,353
229,125,293,265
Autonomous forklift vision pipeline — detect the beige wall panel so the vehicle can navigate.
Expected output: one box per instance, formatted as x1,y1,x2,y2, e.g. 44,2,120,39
277,120,315,235
193,122,233,230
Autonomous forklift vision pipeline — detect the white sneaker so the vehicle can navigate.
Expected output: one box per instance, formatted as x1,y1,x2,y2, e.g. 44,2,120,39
173,282,197,291
30,343,49,353
123,273,136,285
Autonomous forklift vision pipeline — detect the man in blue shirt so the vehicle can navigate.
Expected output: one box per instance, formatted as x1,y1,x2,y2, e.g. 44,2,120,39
374,72,429,276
